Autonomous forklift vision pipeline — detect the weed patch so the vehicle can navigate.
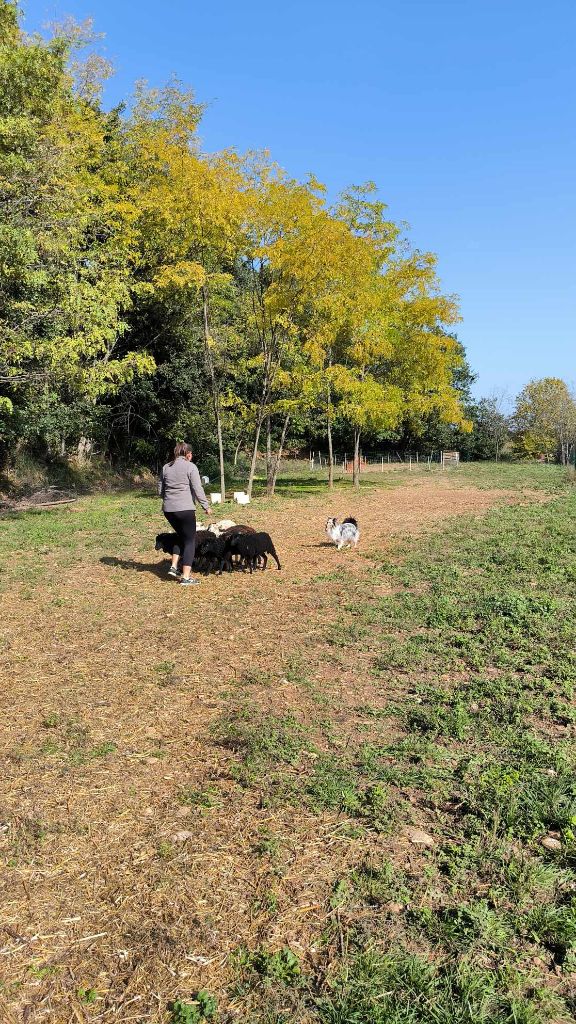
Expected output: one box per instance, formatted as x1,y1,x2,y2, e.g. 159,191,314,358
169,992,217,1023
315,947,566,1024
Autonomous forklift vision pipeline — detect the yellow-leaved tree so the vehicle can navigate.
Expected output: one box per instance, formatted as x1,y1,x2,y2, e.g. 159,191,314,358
303,184,467,488
126,81,248,496
513,378,576,463
239,162,328,497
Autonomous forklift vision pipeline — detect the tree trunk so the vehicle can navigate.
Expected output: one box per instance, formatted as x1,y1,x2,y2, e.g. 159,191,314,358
215,412,226,499
353,429,361,490
233,437,243,468
201,287,226,501
326,365,335,490
327,414,334,490
77,436,93,462
247,412,265,499
270,414,290,496
266,416,274,495
246,345,273,498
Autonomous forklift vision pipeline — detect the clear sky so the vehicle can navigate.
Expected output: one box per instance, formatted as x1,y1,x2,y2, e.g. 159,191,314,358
22,0,576,403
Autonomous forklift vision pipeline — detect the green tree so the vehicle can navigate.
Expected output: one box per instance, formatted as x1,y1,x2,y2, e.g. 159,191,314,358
0,4,154,465
513,378,576,464
471,394,510,460
0,7,153,392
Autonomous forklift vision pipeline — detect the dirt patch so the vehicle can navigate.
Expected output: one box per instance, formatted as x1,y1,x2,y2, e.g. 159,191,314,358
0,480,530,1022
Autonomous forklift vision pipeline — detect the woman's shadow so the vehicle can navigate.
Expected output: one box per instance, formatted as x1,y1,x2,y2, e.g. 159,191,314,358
100,556,169,580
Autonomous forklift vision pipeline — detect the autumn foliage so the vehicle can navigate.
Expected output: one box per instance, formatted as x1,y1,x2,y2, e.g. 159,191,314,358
0,2,471,488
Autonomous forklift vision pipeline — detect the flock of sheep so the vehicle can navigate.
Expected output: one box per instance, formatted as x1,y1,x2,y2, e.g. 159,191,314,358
155,519,281,575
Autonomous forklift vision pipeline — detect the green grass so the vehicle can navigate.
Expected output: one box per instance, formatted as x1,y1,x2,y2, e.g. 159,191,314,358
211,705,307,796
252,458,570,498
232,946,301,986
315,948,567,1024
216,487,576,1022
305,754,395,831
317,491,576,1021
433,460,569,492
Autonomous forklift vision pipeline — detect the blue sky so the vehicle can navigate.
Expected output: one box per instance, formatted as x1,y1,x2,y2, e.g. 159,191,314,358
22,0,576,403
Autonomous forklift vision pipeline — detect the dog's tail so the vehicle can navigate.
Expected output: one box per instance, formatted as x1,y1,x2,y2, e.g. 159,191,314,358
343,517,358,528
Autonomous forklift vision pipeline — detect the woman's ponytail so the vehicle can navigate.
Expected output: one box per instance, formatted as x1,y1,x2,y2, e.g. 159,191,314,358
171,441,193,465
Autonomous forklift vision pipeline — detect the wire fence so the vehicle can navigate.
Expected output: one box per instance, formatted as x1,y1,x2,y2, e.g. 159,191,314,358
253,450,462,476
306,450,458,471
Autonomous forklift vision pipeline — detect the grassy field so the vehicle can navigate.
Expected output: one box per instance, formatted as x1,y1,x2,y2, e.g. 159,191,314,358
255,459,569,498
1,463,575,1023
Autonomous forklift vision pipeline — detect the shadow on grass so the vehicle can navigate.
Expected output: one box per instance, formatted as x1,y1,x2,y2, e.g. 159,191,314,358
100,555,170,580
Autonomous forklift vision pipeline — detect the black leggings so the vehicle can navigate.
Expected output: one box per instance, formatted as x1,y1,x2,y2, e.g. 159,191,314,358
164,509,197,567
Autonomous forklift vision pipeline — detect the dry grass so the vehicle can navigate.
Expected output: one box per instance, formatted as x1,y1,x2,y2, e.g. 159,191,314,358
0,478,533,1022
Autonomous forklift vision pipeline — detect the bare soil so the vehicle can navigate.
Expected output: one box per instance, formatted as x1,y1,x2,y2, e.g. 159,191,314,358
0,479,527,1022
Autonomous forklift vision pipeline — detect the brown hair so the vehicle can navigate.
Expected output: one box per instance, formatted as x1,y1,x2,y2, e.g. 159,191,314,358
171,441,193,464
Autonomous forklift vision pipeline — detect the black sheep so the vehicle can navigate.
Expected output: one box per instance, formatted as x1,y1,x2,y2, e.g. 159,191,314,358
196,534,233,574
225,531,281,573
190,531,221,572
155,532,179,554
155,530,213,574
155,530,212,556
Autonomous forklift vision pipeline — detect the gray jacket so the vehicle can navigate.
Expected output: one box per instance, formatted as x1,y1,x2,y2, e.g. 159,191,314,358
159,457,210,514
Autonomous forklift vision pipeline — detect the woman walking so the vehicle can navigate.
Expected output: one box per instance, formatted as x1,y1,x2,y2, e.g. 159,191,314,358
159,442,210,586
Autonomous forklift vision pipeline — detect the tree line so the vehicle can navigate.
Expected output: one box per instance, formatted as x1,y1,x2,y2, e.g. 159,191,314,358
457,379,576,466
1,3,573,495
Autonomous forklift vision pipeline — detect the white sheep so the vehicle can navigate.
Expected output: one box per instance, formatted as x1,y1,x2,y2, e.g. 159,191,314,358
207,518,237,537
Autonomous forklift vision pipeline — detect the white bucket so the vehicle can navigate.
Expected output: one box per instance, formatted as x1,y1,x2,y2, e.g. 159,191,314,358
233,491,245,501
235,493,250,505
202,475,210,484
210,492,222,504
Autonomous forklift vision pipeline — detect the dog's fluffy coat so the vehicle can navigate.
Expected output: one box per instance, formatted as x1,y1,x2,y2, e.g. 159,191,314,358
325,516,360,550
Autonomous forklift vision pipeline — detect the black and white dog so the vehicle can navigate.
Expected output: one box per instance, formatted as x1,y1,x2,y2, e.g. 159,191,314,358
325,517,360,550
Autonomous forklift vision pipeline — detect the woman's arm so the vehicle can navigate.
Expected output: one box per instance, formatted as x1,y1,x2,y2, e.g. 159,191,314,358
188,462,210,514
